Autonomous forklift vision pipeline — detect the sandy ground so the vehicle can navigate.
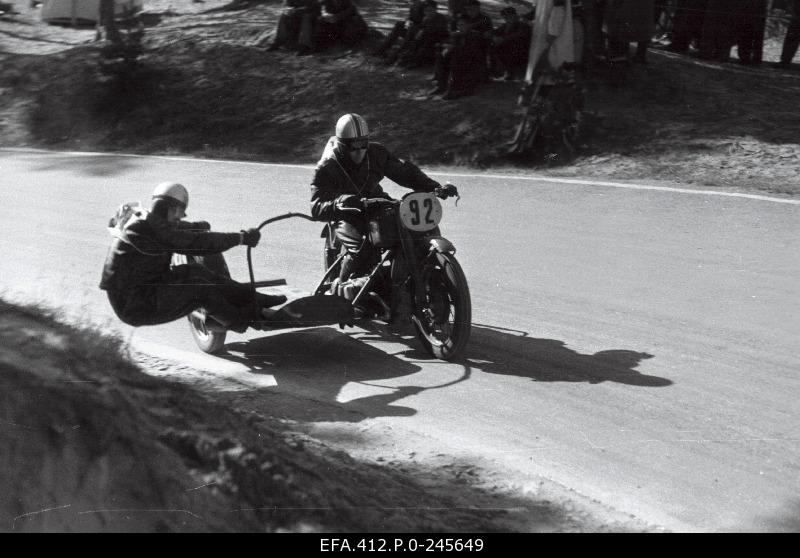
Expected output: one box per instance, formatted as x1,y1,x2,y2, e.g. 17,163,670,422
1,0,800,196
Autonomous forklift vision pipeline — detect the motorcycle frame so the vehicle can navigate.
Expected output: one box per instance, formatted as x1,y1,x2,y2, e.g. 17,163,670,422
313,200,455,320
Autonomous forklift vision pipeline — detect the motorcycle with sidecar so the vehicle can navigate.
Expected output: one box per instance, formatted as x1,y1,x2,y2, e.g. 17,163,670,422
173,184,470,361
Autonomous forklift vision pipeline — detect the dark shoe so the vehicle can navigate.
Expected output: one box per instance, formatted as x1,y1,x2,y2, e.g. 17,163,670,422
296,46,313,56
266,42,281,51
428,85,446,96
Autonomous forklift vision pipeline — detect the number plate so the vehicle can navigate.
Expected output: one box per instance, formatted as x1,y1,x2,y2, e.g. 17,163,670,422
399,192,442,232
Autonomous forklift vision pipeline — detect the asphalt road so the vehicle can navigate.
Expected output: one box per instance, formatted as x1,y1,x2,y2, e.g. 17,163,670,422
1,148,798,531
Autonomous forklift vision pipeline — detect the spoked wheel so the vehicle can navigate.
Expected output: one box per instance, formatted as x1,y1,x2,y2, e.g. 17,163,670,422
171,253,228,354
412,253,471,361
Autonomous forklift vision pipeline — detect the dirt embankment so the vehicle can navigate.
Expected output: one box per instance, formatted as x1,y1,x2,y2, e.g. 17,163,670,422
1,0,800,197
0,298,654,532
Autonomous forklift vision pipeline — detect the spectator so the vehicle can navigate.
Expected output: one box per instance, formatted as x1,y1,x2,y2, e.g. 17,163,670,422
267,0,321,53
734,0,767,66
429,0,493,99
372,0,426,59
312,0,368,53
777,0,800,68
697,0,736,61
604,0,655,63
668,0,708,53
525,0,575,85
394,0,450,68
488,6,532,79
447,0,468,29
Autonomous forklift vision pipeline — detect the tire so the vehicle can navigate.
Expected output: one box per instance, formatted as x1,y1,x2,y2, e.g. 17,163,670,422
320,225,342,292
171,253,228,354
412,253,471,361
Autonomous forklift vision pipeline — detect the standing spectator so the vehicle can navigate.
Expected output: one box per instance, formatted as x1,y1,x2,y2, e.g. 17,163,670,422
429,0,493,99
488,6,532,79
447,0,468,29
525,0,575,85
372,0,426,59
312,0,368,54
697,0,736,61
395,0,450,68
778,0,800,68
735,0,767,65
267,0,321,53
668,0,707,53
604,0,655,63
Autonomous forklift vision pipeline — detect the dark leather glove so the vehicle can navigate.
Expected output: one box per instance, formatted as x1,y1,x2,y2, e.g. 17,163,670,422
240,228,261,247
333,194,363,220
436,183,459,199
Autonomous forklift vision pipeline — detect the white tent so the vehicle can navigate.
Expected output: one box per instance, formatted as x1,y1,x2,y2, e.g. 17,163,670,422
41,0,143,24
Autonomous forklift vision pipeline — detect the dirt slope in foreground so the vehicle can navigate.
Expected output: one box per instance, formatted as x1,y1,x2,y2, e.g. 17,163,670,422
0,299,655,532
1,0,799,197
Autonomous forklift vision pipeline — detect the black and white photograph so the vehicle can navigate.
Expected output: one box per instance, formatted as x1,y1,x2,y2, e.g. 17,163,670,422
0,0,798,535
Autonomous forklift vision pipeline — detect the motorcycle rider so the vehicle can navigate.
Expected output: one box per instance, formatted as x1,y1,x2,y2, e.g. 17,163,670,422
310,113,444,299
100,182,286,332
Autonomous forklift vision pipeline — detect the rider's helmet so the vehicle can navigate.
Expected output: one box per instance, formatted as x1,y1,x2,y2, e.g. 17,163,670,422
335,113,369,145
335,113,369,164
152,182,189,209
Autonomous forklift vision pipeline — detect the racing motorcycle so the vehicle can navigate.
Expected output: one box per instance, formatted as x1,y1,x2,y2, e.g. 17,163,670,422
174,184,470,361
315,184,471,361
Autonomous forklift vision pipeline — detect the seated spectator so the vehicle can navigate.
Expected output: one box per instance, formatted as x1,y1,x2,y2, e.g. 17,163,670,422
312,0,369,53
488,6,532,80
267,0,321,53
429,1,494,100
394,0,450,68
372,0,426,59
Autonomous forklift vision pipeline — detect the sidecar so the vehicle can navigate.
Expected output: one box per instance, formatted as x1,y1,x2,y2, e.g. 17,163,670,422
171,251,354,354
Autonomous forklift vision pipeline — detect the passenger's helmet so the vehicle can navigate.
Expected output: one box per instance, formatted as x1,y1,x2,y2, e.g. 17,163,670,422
152,182,189,210
335,113,369,143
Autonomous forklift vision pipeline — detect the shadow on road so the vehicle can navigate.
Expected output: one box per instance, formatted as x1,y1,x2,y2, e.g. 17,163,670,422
213,318,669,425
381,323,672,387
218,326,436,422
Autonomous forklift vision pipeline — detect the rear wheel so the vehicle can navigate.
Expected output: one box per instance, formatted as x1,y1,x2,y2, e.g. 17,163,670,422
171,253,228,354
412,253,471,361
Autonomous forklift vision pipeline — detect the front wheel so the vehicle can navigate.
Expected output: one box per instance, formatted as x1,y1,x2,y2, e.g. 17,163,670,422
412,253,471,361
171,253,228,354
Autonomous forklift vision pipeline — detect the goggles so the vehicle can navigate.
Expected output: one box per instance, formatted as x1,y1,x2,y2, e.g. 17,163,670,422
345,139,368,151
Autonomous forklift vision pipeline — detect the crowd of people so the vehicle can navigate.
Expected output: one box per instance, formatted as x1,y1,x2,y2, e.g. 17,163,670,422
266,0,535,100
264,0,800,102
593,0,800,70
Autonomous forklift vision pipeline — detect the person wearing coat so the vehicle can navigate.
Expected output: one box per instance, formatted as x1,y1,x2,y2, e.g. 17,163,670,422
267,0,321,53
312,0,369,53
100,183,285,331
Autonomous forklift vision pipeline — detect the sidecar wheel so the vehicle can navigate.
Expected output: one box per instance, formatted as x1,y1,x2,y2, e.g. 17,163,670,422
171,253,228,354
413,253,471,361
